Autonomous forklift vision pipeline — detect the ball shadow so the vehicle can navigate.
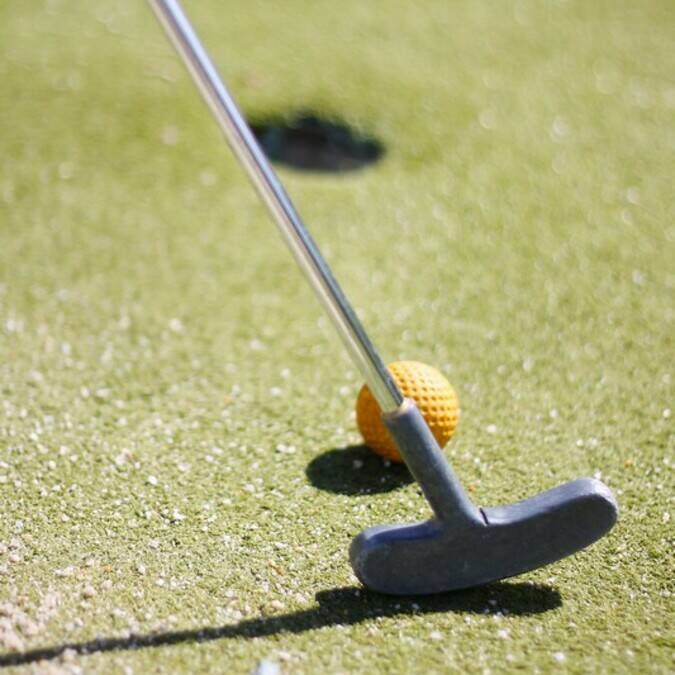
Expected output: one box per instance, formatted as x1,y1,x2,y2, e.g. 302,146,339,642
306,444,413,495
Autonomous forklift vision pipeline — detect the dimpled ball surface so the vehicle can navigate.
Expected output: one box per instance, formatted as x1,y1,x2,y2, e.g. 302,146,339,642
356,361,459,462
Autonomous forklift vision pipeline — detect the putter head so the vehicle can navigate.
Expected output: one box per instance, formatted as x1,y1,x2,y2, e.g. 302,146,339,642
349,401,618,595
350,477,618,595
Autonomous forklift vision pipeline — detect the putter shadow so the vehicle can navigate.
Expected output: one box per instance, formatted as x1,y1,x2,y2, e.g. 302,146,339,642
306,444,413,495
0,582,561,668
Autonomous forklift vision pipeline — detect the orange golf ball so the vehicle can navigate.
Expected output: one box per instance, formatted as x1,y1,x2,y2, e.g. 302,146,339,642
356,361,459,463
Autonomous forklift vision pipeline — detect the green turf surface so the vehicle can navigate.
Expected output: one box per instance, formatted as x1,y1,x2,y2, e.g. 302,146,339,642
1,0,673,672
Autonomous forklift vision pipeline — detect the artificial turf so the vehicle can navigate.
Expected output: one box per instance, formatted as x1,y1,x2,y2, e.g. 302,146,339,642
0,0,673,672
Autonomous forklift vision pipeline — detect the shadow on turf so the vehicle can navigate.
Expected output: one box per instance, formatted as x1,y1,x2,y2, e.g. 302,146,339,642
0,582,560,667
306,444,413,495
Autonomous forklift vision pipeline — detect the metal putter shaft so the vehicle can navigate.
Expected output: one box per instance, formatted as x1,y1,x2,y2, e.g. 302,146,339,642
148,0,618,595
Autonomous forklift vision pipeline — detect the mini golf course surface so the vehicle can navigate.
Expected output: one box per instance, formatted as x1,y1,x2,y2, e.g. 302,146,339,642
0,1,673,672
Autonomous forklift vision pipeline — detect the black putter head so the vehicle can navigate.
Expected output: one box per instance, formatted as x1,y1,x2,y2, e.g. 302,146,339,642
349,401,618,595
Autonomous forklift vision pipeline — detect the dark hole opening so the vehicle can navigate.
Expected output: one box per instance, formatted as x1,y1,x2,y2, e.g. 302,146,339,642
250,112,384,172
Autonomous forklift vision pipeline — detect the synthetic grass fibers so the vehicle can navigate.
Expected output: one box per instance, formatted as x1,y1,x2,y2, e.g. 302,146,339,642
1,1,673,673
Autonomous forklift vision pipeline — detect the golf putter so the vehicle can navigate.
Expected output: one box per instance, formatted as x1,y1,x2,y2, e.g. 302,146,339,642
148,0,618,595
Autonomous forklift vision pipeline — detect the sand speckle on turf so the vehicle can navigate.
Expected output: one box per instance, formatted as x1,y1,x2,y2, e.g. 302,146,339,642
0,1,671,672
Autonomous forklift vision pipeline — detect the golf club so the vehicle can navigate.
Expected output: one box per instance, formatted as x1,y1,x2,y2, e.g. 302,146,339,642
148,0,618,595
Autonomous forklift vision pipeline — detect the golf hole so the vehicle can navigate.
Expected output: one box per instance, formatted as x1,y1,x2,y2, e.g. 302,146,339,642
250,112,384,172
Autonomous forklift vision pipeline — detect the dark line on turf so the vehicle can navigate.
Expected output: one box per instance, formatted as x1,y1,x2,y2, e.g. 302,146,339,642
0,582,561,667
